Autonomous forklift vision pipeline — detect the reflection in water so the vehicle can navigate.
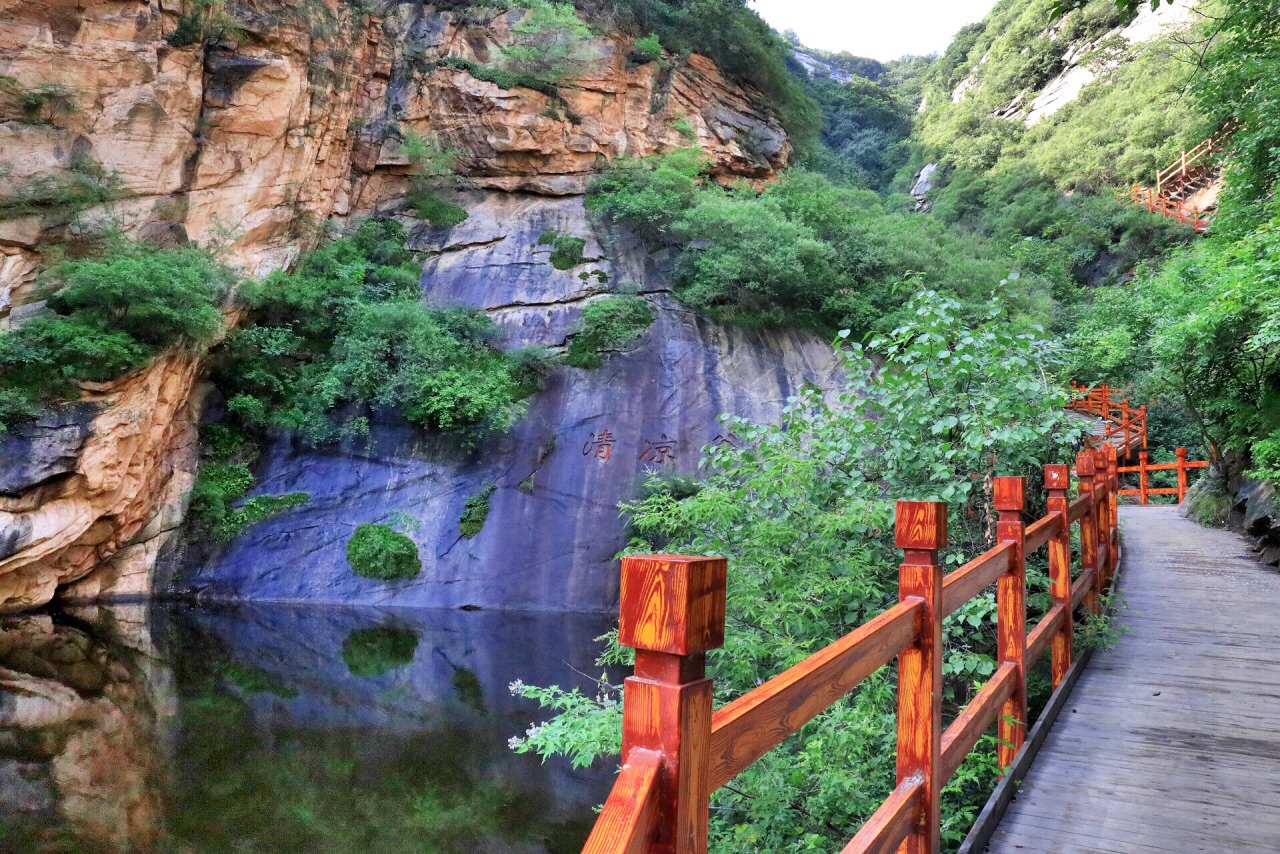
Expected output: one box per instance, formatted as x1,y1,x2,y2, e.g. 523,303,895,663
0,603,615,853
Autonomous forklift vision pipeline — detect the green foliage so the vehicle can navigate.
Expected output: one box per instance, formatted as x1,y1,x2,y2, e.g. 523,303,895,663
802,74,913,190
537,230,587,269
437,56,561,97
0,79,79,124
459,484,497,538
562,295,653,369
165,0,247,47
914,0,1197,188
1065,213,1280,475
512,293,1082,849
213,219,534,444
0,153,124,221
501,0,596,84
628,33,663,64
346,524,422,580
585,147,709,243
406,191,468,227
0,239,232,432
341,625,420,677
1192,0,1280,237
186,422,309,544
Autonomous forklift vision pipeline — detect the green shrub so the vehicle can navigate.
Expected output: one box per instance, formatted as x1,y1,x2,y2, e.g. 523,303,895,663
406,191,468,228
585,148,709,243
562,295,653,369
500,0,594,84
341,625,420,677
215,219,534,444
537,230,586,269
629,33,663,64
0,153,124,221
0,239,233,432
438,56,560,98
346,523,422,580
459,484,496,538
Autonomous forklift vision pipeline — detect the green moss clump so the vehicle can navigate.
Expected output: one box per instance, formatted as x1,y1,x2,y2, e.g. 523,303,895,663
406,191,468,228
341,625,420,677
563,295,653,369
629,33,663,65
347,523,422,580
536,230,586,269
459,484,497,538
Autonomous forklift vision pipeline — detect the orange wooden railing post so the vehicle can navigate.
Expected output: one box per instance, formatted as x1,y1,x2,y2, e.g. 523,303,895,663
1076,451,1101,615
1140,404,1148,451
1138,451,1150,506
1176,447,1189,502
616,555,726,854
1103,445,1119,588
895,501,945,854
1044,465,1073,687
994,477,1027,770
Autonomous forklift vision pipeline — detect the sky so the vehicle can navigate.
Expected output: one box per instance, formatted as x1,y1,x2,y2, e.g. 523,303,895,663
749,0,1000,62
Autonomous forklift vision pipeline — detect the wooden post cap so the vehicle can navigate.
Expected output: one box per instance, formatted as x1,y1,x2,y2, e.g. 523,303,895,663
619,555,727,656
993,476,1025,512
1044,465,1070,489
1075,451,1097,476
1176,447,1188,459
895,501,948,551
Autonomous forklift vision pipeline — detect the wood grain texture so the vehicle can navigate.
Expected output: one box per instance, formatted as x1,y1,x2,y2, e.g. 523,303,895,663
941,543,1012,618
581,749,662,854
1066,495,1091,524
986,507,1280,853
708,600,921,789
1024,605,1064,667
896,501,944,854
1022,513,1061,554
1070,568,1095,611
841,777,923,854
993,477,1027,770
619,556,727,656
941,662,1017,784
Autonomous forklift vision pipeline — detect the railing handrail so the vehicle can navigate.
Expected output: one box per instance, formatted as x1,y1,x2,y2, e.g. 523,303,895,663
583,446,1122,854
1067,383,1147,457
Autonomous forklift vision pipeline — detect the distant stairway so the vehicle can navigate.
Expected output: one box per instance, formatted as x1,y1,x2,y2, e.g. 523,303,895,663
1121,120,1239,232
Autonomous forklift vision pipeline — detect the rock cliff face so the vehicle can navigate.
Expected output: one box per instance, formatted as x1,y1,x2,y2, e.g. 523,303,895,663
167,193,843,611
0,0,808,612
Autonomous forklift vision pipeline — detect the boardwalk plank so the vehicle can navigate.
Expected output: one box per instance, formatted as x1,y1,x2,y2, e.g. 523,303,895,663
985,506,1280,852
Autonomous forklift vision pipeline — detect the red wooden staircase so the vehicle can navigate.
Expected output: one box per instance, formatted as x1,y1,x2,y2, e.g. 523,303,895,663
1120,120,1239,232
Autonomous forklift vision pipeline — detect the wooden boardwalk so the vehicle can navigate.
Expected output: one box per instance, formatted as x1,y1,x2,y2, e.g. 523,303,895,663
986,505,1280,853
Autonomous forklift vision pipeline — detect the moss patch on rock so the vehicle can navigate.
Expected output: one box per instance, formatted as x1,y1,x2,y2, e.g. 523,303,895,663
346,523,422,580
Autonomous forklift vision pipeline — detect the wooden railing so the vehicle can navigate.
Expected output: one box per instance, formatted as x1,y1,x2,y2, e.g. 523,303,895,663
1119,448,1209,504
1068,382,1147,458
582,445,1121,854
1120,119,1239,233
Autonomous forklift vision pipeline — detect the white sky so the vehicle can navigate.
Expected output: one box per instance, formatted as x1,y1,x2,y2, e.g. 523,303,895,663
750,0,1001,62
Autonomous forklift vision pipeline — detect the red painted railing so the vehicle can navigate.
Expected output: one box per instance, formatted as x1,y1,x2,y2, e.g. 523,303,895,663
1119,448,1209,504
583,445,1122,854
1068,382,1147,459
1120,120,1239,232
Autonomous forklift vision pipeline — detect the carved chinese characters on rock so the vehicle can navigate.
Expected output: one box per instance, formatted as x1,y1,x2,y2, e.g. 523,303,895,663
583,430,615,462
639,434,677,465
